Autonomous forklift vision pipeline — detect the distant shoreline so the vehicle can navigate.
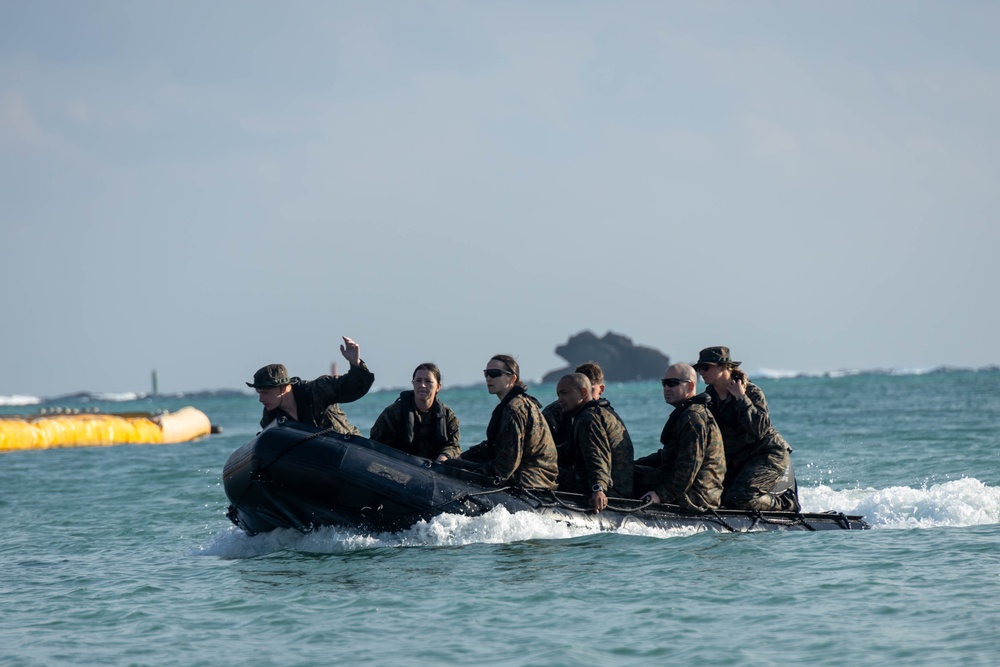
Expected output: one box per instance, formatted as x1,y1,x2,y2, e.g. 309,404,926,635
4,365,998,407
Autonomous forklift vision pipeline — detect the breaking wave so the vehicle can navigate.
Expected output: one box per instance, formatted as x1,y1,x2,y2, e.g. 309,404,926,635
752,366,995,380
0,395,42,407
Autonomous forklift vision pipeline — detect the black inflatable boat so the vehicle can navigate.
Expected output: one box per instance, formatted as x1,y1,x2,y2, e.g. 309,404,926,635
223,420,870,536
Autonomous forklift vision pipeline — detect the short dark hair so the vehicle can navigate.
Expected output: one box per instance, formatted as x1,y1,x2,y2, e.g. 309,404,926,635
559,372,591,393
574,361,604,386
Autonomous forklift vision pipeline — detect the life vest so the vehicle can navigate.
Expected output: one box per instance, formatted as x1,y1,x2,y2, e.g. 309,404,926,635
397,390,449,450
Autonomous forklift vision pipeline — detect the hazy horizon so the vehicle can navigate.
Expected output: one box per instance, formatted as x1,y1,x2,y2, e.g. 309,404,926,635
5,351,998,401
3,2,998,397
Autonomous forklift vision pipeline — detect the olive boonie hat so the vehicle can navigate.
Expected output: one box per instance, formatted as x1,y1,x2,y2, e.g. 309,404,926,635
696,346,741,367
247,364,291,388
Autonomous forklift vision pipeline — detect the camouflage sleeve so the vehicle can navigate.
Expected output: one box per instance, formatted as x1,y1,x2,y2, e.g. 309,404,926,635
461,440,491,462
369,402,398,445
479,401,526,481
733,383,773,441
541,401,563,445
439,405,462,459
655,412,708,504
307,361,376,407
575,411,613,490
634,450,661,467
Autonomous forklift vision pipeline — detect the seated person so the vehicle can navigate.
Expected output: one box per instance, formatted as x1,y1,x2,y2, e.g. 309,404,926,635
634,363,726,511
554,373,634,512
445,355,558,490
695,346,799,512
370,363,460,462
542,361,618,464
247,336,374,435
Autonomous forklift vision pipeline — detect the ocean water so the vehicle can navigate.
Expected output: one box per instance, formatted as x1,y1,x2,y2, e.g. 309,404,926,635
2,371,999,666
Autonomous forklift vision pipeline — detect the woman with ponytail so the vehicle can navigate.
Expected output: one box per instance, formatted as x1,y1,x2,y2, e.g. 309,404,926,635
447,354,558,489
695,346,800,512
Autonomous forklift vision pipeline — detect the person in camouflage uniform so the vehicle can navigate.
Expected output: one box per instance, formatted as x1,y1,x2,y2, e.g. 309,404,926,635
633,363,726,510
370,362,461,461
446,355,558,489
247,336,374,435
541,399,571,453
554,373,634,511
543,361,618,465
695,346,799,512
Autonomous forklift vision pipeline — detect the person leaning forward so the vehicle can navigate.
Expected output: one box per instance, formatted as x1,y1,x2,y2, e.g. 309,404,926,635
247,336,375,434
555,373,634,512
633,363,726,510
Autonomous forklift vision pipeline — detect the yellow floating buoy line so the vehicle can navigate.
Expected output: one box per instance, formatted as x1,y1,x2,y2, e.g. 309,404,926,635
0,406,214,452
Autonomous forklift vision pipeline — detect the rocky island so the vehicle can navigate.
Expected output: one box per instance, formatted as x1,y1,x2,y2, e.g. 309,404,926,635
542,331,671,383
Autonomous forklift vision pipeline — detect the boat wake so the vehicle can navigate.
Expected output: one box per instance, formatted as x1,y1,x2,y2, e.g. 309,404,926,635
196,506,703,558
196,477,1000,558
802,477,1000,530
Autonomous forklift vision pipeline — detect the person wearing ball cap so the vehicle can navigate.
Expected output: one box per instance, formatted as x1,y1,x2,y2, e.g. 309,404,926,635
247,336,374,435
695,346,800,512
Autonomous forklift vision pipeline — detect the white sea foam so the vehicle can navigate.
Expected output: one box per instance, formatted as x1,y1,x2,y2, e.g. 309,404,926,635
195,478,1000,557
750,367,866,380
754,365,980,380
801,477,1000,529
886,367,934,376
753,368,802,380
0,395,42,406
195,506,700,558
89,392,146,402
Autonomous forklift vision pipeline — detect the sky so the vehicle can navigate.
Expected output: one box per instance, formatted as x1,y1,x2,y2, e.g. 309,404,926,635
1,1,998,397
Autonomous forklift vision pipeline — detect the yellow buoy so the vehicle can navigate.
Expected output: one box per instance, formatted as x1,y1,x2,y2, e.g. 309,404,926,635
0,407,213,452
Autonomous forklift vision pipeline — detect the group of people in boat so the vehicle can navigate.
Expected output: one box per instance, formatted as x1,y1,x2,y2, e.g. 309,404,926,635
245,336,800,514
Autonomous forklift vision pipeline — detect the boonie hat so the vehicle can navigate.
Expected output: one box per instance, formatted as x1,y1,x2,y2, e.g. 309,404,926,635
695,346,741,367
247,364,291,388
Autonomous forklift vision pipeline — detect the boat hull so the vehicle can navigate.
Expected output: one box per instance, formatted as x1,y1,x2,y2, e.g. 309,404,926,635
223,421,870,536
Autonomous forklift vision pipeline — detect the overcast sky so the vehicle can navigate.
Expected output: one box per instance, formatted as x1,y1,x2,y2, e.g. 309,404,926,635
2,1,998,397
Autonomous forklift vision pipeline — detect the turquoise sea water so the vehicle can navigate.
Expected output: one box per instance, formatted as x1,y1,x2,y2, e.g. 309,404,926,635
3,371,1000,666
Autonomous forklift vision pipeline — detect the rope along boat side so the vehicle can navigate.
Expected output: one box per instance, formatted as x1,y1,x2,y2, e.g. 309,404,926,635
223,420,870,536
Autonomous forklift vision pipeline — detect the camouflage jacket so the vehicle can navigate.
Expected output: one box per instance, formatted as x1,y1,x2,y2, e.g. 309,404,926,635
370,390,461,460
461,387,559,489
704,382,790,472
634,394,726,510
542,399,574,468
560,399,634,497
259,361,375,435
542,400,570,447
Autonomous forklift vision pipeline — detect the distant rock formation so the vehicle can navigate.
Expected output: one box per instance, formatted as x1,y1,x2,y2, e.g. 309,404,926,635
542,331,671,383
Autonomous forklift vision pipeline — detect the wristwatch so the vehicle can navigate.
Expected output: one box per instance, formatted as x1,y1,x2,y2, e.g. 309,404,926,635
592,484,604,494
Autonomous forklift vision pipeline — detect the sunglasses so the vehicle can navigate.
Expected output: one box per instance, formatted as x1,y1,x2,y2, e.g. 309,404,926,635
483,368,514,379
661,378,689,388
694,363,716,373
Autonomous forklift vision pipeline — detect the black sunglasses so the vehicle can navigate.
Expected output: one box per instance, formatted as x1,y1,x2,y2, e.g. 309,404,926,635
483,369,514,379
661,378,689,387
694,363,715,373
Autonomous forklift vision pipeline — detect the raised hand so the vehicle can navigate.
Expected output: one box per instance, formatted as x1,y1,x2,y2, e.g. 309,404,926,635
340,336,362,366
727,376,746,398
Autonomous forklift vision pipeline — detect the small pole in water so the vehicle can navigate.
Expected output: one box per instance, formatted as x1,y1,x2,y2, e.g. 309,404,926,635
331,362,339,378
151,369,159,395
